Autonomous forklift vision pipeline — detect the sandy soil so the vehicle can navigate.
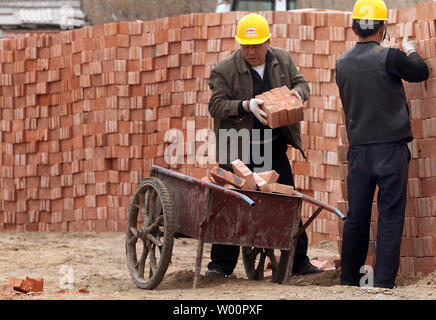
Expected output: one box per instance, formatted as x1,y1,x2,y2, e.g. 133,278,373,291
0,231,435,300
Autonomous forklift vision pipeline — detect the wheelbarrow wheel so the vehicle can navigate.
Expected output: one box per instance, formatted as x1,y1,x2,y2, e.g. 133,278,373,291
126,177,174,290
242,247,290,283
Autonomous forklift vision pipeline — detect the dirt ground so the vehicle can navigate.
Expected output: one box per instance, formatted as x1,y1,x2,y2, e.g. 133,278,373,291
0,231,435,300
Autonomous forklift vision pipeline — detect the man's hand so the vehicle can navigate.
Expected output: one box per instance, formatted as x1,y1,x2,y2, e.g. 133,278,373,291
402,36,417,56
243,98,268,125
290,89,302,104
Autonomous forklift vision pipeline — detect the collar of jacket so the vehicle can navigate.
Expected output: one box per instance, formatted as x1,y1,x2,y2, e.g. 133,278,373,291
236,48,278,74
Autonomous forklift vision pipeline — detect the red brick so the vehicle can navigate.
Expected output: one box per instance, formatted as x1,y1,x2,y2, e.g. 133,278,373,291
416,1,434,22
210,166,246,189
256,86,303,128
223,183,236,189
22,277,43,293
414,257,436,275
327,11,349,27
260,183,294,195
397,7,416,23
231,159,257,190
252,173,267,190
315,27,329,40
337,144,348,163
6,277,25,290
201,175,217,185
257,92,280,128
412,140,427,163
422,78,436,98
256,170,279,184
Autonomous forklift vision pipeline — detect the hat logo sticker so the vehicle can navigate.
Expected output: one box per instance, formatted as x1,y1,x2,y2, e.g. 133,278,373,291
245,27,258,37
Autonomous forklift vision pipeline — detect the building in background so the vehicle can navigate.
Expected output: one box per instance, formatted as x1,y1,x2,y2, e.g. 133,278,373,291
81,0,219,26
82,0,434,24
297,0,431,11
0,0,87,38
0,0,431,31
216,0,297,12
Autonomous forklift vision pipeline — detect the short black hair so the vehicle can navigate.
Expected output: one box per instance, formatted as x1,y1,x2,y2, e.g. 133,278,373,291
352,19,385,38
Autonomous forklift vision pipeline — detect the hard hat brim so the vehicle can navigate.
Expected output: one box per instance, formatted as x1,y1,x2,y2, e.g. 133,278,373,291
352,16,388,21
235,34,271,45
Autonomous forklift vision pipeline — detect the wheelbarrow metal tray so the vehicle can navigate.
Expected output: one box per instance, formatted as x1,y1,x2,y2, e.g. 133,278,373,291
203,190,302,250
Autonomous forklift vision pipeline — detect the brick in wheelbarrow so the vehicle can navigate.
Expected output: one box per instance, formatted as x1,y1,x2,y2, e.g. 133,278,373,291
201,174,217,184
259,183,295,195
256,170,279,184
223,183,236,189
231,159,257,190
209,166,246,189
252,172,267,190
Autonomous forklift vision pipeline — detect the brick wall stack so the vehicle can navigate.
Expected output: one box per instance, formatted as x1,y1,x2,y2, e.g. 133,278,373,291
336,1,436,275
0,1,434,274
0,16,225,233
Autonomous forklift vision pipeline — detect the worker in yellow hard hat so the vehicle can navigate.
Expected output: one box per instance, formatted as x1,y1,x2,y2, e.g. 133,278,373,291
336,0,429,289
206,13,322,278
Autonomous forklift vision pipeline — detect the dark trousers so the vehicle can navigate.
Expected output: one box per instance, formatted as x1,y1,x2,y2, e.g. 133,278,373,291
340,141,410,288
208,136,309,275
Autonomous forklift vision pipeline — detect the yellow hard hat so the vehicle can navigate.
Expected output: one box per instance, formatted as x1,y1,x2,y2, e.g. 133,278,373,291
235,13,271,45
352,0,388,21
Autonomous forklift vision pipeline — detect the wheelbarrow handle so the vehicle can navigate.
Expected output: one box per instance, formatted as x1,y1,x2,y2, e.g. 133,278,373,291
292,190,346,221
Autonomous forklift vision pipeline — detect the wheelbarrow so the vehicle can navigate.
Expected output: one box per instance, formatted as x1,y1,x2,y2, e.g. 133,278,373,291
125,165,346,289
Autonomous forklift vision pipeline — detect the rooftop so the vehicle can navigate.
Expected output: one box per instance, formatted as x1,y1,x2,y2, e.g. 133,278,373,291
0,0,87,30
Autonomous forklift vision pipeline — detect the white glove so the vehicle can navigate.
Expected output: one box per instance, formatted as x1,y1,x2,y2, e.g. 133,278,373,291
402,36,417,56
244,98,267,125
290,89,302,104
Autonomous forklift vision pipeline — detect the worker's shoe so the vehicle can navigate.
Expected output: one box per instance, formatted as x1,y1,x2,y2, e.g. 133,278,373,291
374,283,397,289
205,269,225,277
292,257,325,275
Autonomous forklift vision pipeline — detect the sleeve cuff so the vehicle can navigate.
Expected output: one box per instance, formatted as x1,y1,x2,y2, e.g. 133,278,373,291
238,101,248,115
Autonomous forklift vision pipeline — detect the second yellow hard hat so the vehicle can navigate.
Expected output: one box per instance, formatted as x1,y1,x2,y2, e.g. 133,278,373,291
352,0,388,21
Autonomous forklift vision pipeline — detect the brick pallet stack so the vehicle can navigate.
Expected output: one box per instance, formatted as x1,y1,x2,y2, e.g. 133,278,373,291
336,1,436,274
0,13,240,233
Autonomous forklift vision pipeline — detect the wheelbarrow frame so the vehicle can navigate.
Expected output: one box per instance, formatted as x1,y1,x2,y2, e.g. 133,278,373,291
126,165,346,289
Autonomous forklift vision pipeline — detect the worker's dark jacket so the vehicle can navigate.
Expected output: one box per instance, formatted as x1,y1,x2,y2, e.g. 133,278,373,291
336,42,423,146
208,47,310,165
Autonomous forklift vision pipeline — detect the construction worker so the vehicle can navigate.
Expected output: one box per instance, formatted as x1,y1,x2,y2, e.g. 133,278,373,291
336,0,429,288
206,13,323,277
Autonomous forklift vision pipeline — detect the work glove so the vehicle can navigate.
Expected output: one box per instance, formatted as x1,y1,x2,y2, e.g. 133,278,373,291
244,98,268,126
290,89,302,104
402,36,417,56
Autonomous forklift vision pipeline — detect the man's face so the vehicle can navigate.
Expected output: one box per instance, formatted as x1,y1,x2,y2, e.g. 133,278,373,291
240,40,269,66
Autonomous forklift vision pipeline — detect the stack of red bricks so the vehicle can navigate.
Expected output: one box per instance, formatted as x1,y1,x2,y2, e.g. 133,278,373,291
0,1,434,275
255,86,304,128
203,159,295,195
336,2,436,274
0,17,221,233
1,276,43,296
